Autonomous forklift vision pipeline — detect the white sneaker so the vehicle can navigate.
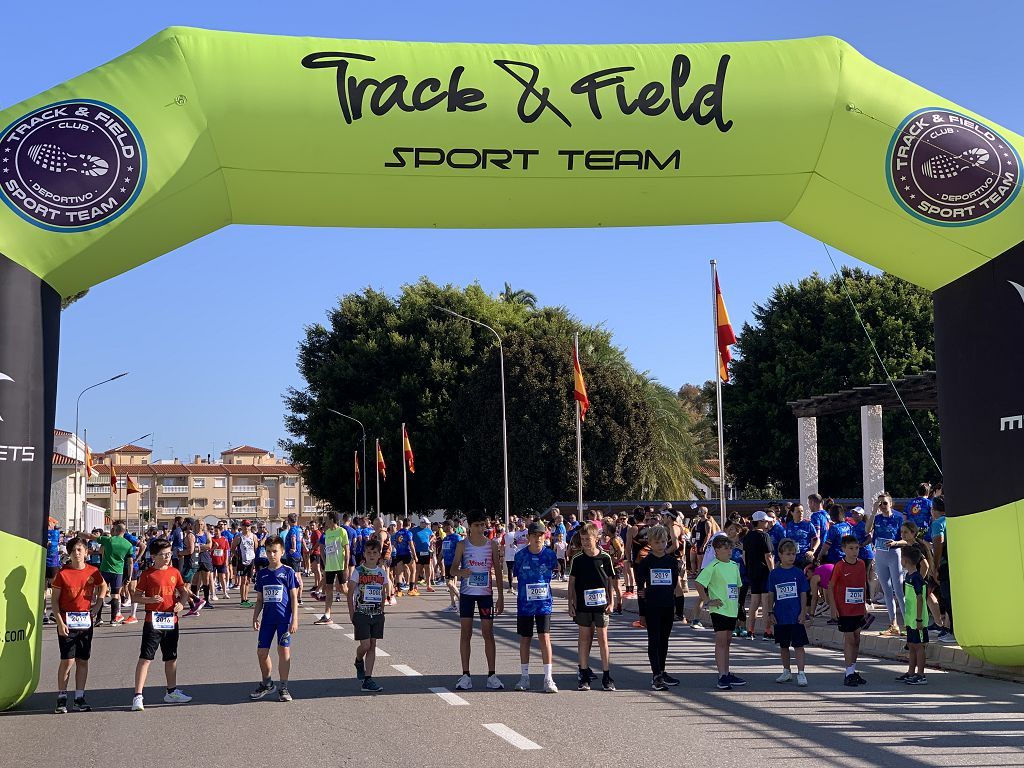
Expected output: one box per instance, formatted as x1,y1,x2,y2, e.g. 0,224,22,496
163,689,192,704
776,670,793,683
210,594,218,602
131,695,144,712
455,674,473,691
542,677,558,694
796,671,808,687
486,674,504,690
513,675,530,691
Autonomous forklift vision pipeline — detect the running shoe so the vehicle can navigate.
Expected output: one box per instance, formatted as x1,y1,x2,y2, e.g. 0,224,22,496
843,673,859,687
776,670,793,683
863,614,877,630
54,695,67,714
485,674,504,690
652,675,668,691
906,675,928,686
123,616,139,625
446,604,459,613
72,696,91,712
577,672,591,691
761,631,774,641
691,620,705,630
725,674,747,687
195,599,207,613
514,675,531,691
425,586,436,593
936,632,958,644
250,681,275,700
796,672,808,687
660,673,680,686
716,675,732,691
354,658,365,680
879,625,901,637
894,672,914,682
926,622,941,631
814,602,830,617
408,588,420,597
736,627,750,638
542,678,558,694
131,695,144,711
613,606,623,615
278,686,293,702
314,615,334,625
852,673,867,686
602,673,616,691
210,593,218,602
240,600,256,608
94,618,106,627
43,614,51,625
163,689,192,703
455,674,473,690
112,615,125,625
361,678,382,692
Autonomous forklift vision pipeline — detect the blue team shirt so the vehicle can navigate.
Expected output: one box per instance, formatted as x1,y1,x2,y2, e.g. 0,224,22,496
904,498,933,540
171,527,184,553
343,525,358,561
513,546,558,616
412,526,433,556
222,530,235,544
285,525,304,557
442,533,462,566
872,513,904,548
810,510,830,551
852,520,874,560
255,565,299,624
768,522,786,554
823,521,853,563
768,566,810,625
785,520,817,554
928,516,946,542
394,529,412,556
46,529,61,567
730,545,747,583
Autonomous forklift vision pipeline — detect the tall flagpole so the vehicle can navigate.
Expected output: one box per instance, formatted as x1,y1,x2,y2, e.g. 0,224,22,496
711,259,727,527
575,333,584,520
375,438,381,518
353,449,358,517
402,424,408,520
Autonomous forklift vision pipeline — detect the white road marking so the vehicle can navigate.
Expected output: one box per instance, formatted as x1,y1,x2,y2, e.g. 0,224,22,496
483,723,542,750
428,687,469,706
391,664,422,676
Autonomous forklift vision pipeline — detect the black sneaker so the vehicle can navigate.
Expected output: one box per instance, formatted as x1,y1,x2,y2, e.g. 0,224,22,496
843,674,859,687
602,673,616,692
725,674,747,687
72,696,91,712
660,673,680,686
907,675,928,686
651,675,668,691
355,658,366,680
278,686,293,702
361,677,382,692
577,671,591,691
249,681,274,700
852,673,867,686
894,673,914,682
761,632,773,641
54,696,68,714
716,675,732,690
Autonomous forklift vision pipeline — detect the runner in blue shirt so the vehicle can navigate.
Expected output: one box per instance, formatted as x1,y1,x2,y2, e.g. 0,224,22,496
784,504,819,566
250,535,300,702
43,523,62,622
766,539,811,686
513,522,559,693
868,493,905,637
282,513,305,605
807,494,830,557
342,514,359,567
393,520,413,592
440,520,462,611
411,518,435,594
821,507,853,565
904,484,933,541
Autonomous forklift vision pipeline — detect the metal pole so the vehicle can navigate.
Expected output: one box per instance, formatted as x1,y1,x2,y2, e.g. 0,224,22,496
326,408,367,516
402,423,408,519
433,306,510,528
73,372,128,531
353,448,358,516
375,438,381,518
711,260,727,528
575,333,584,520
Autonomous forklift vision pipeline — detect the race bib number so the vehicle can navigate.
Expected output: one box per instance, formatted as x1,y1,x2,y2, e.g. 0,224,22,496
775,582,798,601
467,572,490,588
727,584,739,601
876,539,891,553
526,583,549,602
650,568,672,586
325,540,340,556
362,584,383,604
584,588,607,607
153,612,175,630
262,584,285,603
845,586,865,605
66,611,91,630
212,548,224,557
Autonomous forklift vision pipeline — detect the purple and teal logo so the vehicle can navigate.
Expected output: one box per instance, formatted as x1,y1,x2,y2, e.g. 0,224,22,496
887,107,1020,227
0,99,146,232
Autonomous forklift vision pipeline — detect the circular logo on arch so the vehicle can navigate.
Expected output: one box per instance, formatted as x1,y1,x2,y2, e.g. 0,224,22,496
0,100,146,232
887,108,1021,226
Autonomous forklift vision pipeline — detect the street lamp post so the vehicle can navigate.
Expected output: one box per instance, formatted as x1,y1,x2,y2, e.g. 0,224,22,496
326,408,367,516
434,306,510,527
72,372,128,531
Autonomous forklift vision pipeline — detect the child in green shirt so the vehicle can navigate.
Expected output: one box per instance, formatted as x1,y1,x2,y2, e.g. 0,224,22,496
695,536,746,690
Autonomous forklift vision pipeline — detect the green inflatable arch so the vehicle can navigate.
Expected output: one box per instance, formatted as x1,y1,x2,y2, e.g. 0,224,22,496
1,27,1023,709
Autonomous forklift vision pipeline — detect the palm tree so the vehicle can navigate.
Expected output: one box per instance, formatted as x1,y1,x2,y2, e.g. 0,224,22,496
499,282,537,308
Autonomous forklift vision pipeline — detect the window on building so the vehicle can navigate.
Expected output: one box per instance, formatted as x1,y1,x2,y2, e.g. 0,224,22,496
285,477,297,487
214,477,226,488
116,479,126,489
193,499,207,508
213,500,225,510
193,477,205,488
116,500,126,511
265,499,275,509
142,457,148,464
284,499,296,509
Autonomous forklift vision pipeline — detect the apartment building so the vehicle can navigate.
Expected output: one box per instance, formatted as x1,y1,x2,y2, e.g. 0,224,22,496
83,444,322,529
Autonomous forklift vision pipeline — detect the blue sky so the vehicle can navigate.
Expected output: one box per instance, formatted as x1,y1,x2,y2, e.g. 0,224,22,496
3,1,1019,459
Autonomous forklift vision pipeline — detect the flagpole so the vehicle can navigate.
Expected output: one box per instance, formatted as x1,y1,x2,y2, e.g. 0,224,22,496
711,259,727,527
575,333,584,520
402,424,408,520
353,449,358,516
375,438,381,518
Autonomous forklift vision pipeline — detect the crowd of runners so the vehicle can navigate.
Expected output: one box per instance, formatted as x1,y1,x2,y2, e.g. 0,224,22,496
42,483,952,713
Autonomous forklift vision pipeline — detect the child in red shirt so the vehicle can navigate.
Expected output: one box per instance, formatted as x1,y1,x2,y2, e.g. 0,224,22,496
830,535,876,687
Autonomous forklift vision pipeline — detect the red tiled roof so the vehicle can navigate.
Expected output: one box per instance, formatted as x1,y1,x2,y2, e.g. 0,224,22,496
225,465,264,475
222,445,270,455
54,428,73,437
52,452,80,466
105,444,152,454
92,464,156,475
185,464,227,475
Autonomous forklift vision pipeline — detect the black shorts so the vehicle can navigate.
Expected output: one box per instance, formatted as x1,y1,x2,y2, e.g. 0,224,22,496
838,615,867,633
710,612,738,632
444,563,455,580
198,562,212,573
395,553,412,566
773,623,809,649
906,626,929,644
46,565,59,580
459,594,494,620
58,627,94,660
516,614,551,637
416,554,431,566
239,562,256,580
139,622,179,662
353,611,385,641
214,564,227,574
747,573,770,595
324,570,345,585
284,556,302,571
573,610,609,628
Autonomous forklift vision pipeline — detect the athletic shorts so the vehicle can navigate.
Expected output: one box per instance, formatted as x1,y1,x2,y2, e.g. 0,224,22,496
214,564,227,574
516,613,551,637
710,612,738,632
324,570,345,585
257,621,292,649
573,610,609,628
284,557,302,571
101,571,124,593
773,623,809,649
122,560,133,579
838,615,867,633
46,565,59,580
444,563,455,580
58,627,94,660
238,562,256,580
353,611,385,641
459,594,494,620
139,622,179,662
395,553,412,565
747,573,770,595
416,554,431,566
906,626,929,644
198,563,212,573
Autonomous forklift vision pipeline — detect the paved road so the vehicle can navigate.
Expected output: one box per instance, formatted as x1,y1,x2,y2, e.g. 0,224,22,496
4,585,1024,767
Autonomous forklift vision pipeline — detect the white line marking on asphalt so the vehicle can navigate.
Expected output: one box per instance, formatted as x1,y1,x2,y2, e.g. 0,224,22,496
428,687,469,706
483,723,542,750
392,665,422,676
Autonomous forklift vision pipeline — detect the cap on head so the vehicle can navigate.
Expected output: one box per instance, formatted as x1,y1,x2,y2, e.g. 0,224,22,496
528,521,547,536
241,519,251,526
419,516,430,526
752,510,769,522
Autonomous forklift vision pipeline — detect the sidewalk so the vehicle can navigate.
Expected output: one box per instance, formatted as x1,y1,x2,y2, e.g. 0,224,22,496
545,579,1024,683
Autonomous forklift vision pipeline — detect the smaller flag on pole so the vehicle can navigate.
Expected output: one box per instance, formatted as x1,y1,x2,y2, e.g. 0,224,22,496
403,426,415,474
354,450,361,488
109,463,118,493
377,440,387,482
85,446,97,478
573,336,590,421
126,475,141,496
715,274,737,382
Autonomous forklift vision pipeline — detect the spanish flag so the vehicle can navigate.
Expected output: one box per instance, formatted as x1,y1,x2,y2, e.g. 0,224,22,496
715,274,737,382
85,446,97,478
376,440,387,481
109,463,118,493
126,475,141,496
403,425,415,474
354,450,361,488
573,335,590,421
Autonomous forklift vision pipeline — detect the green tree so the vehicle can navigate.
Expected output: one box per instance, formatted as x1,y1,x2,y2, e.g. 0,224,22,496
499,282,537,308
721,267,939,498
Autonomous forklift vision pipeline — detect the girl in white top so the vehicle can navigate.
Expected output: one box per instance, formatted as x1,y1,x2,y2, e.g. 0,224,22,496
502,527,518,593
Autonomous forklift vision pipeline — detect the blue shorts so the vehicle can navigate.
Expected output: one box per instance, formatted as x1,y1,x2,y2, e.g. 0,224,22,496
257,621,292,649
459,594,494,620
101,571,124,592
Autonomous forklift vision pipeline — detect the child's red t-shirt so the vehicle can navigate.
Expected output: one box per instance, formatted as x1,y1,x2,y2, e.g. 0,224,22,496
831,557,867,616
